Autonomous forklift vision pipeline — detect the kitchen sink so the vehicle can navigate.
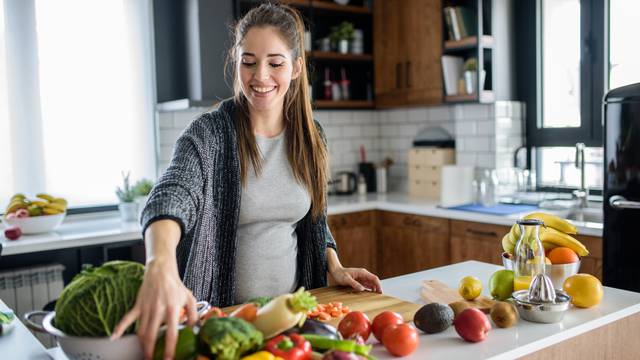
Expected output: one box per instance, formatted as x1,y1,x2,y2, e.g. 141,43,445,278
565,206,603,223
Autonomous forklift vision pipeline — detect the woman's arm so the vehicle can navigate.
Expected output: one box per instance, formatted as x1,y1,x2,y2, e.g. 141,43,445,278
112,219,199,360
326,247,383,293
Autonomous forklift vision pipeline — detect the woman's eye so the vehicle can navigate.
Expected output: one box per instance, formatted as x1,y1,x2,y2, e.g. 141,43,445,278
270,63,284,68
241,62,256,67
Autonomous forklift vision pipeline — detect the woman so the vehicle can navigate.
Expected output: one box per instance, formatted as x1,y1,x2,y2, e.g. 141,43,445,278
112,3,381,359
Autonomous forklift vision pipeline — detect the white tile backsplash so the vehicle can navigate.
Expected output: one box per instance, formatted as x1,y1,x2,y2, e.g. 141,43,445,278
155,100,524,190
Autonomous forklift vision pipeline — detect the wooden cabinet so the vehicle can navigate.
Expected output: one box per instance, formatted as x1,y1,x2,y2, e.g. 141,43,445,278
576,234,603,281
374,0,443,108
378,211,450,278
450,220,509,265
327,211,378,274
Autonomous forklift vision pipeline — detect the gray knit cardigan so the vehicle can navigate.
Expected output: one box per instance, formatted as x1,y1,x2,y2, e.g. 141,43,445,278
141,98,336,307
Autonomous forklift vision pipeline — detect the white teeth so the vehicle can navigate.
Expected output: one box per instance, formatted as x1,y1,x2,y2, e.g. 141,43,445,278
251,86,275,93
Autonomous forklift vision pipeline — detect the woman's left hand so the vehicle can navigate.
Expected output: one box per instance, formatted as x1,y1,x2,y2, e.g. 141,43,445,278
330,266,383,293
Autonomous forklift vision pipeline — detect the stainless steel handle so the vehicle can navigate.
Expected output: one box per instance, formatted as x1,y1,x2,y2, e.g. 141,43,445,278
396,63,402,89
610,195,640,210
405,61,411,88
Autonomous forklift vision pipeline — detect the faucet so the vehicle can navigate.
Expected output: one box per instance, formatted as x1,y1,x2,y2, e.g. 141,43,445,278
573,143,588,210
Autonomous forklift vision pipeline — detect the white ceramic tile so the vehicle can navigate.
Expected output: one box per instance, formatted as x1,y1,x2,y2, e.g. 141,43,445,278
476,120,496,135
430,105,452,121
362,125,380,138
314,110,332,125
159,146,174,162
455,120,478,136
341,125,362,138
476,153,496,168
174,110,202,129
323,125,342,139
352,111,373,124
456,152,477,166
159,129,182,146
388,109,408,123
331,139,353,155
379,124,400,137
408,108,429,123
464,137,491,152
398,124,419,137
330,110,353,125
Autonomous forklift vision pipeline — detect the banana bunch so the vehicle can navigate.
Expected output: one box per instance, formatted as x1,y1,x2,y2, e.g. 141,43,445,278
4,193,68,217
502,212,588,256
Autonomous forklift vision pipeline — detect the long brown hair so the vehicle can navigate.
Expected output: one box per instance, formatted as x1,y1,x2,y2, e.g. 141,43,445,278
225,3,329,220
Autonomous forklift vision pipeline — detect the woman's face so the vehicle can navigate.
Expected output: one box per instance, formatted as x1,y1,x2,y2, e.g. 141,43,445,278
237,26,302,113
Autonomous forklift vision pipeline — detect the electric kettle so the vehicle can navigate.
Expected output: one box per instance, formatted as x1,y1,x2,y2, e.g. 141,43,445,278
334,171,357,195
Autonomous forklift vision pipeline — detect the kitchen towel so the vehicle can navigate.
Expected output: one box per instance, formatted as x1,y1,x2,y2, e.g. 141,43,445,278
445,203,538,215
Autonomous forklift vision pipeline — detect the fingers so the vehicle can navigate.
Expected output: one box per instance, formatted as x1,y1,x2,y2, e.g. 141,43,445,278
345,273,366,292
350,268,383,293
111,306,140,340
185,294,199,327
142,308,165,359
163,307,179,360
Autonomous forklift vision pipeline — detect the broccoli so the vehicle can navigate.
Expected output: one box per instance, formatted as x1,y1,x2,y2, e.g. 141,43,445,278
198,317,263,360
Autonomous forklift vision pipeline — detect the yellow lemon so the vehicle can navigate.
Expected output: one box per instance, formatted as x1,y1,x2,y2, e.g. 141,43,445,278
563,274,604,308
459,276,483,300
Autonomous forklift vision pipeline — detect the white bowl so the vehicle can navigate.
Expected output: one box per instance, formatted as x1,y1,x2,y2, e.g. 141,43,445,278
43,311,143,360
2,212,66,234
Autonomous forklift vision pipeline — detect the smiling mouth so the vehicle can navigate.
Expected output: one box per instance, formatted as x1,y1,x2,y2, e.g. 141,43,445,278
251,85,276,94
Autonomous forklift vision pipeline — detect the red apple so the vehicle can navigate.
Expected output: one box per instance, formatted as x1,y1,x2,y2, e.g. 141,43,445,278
454,308,491,342
4,226,22,240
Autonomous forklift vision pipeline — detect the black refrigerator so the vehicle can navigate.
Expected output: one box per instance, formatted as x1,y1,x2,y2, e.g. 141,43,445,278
603,82,640,292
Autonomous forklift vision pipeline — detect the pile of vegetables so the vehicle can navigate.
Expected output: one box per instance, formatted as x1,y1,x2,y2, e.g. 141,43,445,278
54,260,144,337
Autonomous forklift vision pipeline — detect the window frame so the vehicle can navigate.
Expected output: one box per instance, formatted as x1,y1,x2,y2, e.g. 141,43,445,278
518,0,607,192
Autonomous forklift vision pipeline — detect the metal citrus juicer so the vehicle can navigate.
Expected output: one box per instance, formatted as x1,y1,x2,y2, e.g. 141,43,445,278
511,219,572,323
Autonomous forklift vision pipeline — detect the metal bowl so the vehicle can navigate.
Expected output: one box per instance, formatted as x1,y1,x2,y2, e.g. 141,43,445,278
512,289,572,323
502,252,580,289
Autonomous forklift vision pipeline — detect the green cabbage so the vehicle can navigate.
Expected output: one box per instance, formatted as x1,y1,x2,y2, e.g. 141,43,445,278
54,260,144,337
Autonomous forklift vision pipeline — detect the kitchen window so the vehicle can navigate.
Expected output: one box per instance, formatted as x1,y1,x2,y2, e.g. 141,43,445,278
517,0,616,192
0,0,156,210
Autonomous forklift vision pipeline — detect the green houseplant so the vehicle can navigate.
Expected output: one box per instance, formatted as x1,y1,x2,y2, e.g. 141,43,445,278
462,57,485,95
115,172,138,222
330,21,355,54
133,178,154,221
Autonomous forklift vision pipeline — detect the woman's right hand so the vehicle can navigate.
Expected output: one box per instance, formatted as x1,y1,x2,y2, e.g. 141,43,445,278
111,257,199,360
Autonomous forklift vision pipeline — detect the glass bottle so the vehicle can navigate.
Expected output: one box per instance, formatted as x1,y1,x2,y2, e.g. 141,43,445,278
513,218,546,291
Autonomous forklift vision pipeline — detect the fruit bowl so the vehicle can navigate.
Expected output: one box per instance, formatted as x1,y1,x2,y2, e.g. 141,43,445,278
2,212,66,234
502,252,580,289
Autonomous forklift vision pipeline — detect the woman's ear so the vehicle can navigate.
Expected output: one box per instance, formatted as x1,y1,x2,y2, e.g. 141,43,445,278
291,57,303,80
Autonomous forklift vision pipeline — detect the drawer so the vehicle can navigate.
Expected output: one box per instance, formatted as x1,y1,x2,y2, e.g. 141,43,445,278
451,220,510,242
327,211,374,231
380,211,448,233
408,164,441,181
408,148,455,166
409,179,440,199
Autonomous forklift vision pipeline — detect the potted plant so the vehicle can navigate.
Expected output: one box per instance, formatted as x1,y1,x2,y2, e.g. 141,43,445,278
330,21,355,54
463,58,486,95
133,178,154,221
115,172,138,222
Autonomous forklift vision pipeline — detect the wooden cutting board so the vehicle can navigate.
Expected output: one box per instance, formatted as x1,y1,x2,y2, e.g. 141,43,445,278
421,280,497,313
310,286,422,327
221,287,422,327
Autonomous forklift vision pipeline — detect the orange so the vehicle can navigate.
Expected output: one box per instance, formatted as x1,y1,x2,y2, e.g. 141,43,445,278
547,247,579,264
563,273,604,308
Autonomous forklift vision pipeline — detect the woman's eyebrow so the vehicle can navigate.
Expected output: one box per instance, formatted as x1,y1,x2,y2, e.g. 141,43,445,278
241,52,287,59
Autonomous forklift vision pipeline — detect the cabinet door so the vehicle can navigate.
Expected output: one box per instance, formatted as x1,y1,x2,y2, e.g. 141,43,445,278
450,220,509,265
379,212,450,278
403,0,443,105
328,211,378,274
374,0,407,107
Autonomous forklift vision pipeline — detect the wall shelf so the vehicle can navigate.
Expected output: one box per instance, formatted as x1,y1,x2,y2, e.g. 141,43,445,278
444,35,494,52
308,51,373,61
445,90,495,103
314,100,374,109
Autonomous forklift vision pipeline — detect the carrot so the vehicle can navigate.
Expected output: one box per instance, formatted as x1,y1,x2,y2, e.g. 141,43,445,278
330,310,341,317
230,303,258,322
319,312,331,321
341,306,350,313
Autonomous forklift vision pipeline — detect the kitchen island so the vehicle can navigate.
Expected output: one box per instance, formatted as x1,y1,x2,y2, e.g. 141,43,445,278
3,261,639,359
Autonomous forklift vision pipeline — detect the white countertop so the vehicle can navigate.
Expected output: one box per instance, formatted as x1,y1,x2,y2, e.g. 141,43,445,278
0,193,602,256
371,261,640,360
329,192,603,237
5,261,639,360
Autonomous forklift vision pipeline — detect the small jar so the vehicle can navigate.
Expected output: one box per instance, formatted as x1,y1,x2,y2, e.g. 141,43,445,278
357,174,367,195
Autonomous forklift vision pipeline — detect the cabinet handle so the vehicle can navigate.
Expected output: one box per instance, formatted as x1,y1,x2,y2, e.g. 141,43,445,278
466,229,498,238
396,63,402,89
405,61,411,88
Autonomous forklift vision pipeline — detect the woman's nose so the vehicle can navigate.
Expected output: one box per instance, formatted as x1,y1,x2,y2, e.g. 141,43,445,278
254,64,270,81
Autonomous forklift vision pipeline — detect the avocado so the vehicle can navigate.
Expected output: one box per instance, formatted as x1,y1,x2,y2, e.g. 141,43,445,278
413,303,454,334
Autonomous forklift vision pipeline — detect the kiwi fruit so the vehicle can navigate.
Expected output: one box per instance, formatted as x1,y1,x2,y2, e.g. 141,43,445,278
448,301,472,318
413,303,454,334
490,301,518,328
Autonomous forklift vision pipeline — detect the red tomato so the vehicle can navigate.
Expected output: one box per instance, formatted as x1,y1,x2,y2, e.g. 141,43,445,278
371,311,404,342
337,311,371,341
382,323,419,357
